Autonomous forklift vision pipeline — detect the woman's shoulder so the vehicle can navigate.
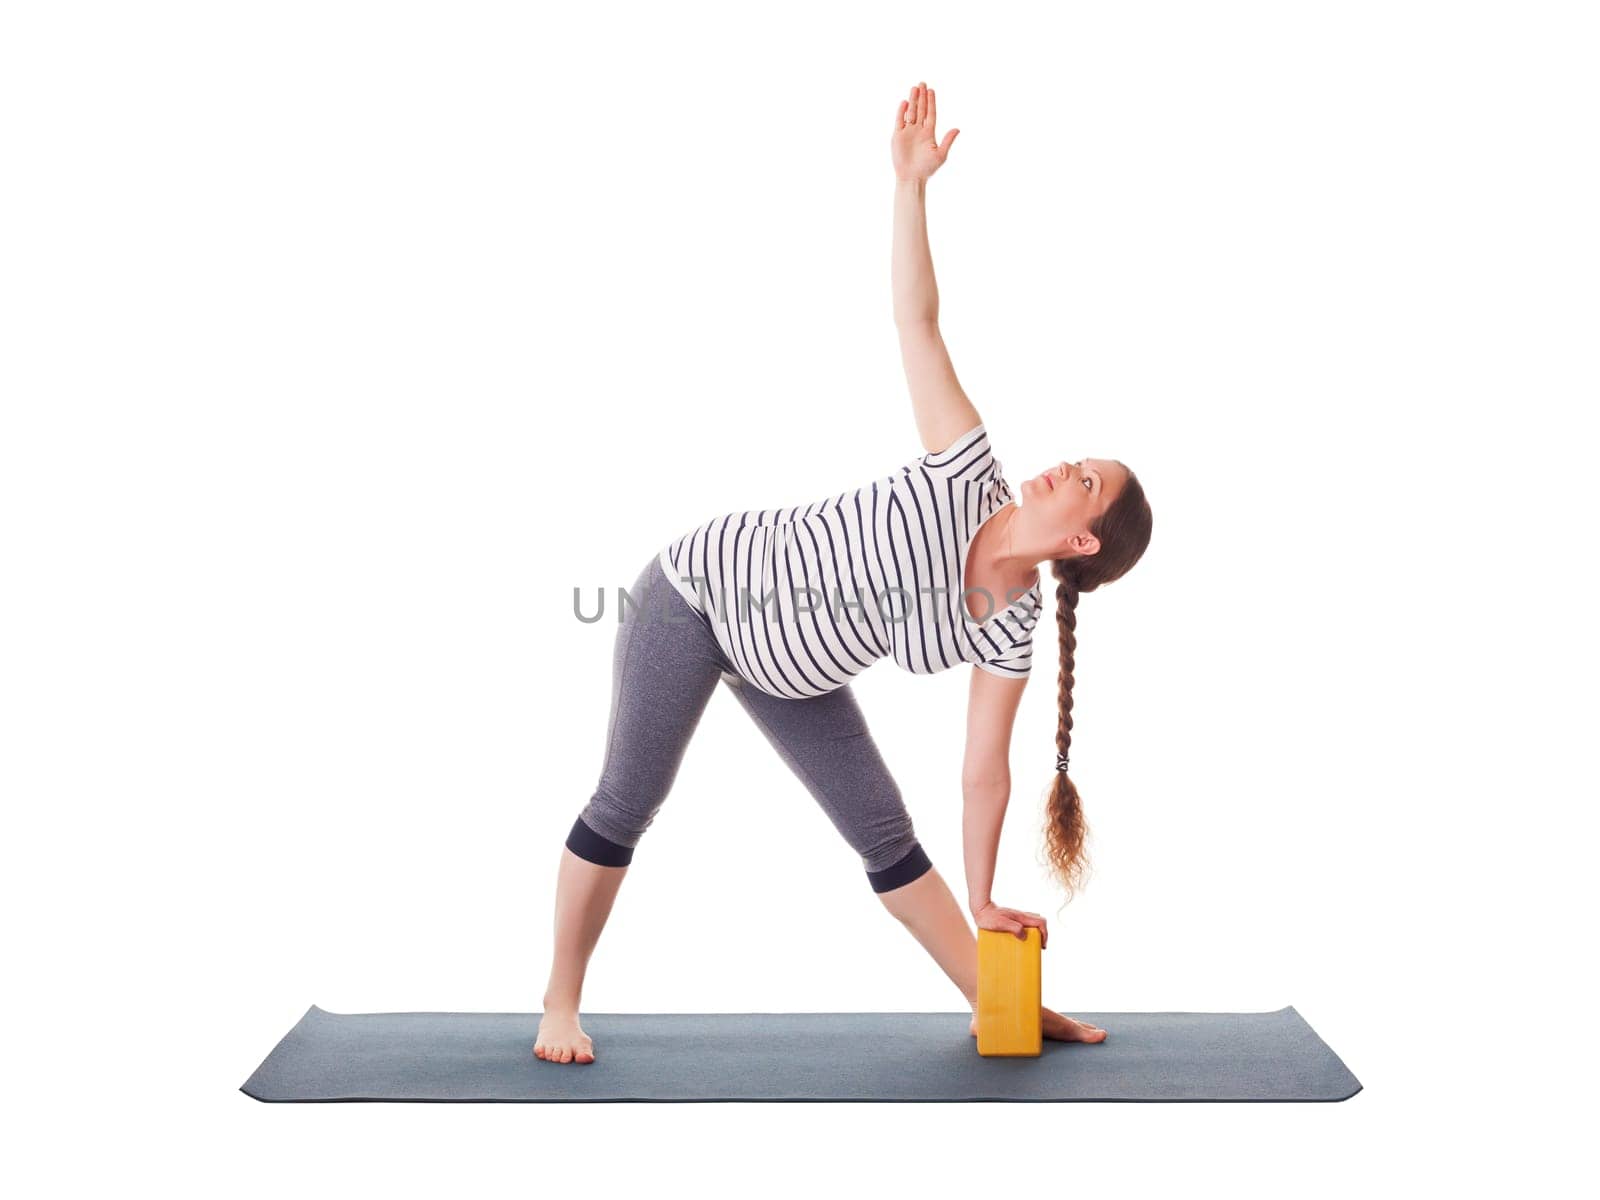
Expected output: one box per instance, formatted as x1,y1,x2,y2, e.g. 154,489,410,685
904,422,995,482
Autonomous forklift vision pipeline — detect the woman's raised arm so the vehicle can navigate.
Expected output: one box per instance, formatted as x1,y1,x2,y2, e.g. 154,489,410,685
890,82,981,454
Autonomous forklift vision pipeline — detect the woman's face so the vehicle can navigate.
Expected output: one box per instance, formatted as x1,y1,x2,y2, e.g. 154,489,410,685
1016,457,1129,560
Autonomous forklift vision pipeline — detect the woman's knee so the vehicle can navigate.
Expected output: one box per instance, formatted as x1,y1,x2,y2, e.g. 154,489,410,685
865,840,933,894
844,777,928,892
565,814,635,867
567,784,660,867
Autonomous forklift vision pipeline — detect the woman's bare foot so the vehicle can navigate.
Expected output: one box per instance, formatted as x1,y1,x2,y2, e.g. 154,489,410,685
534,1010,595,1064
968,1006,1107,1043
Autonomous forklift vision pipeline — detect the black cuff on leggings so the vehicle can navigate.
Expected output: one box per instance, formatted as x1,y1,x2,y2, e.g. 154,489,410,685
566,816,635,867
866,842,932,894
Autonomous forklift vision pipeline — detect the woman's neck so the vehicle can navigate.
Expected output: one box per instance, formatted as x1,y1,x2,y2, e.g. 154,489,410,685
971,504,1040,595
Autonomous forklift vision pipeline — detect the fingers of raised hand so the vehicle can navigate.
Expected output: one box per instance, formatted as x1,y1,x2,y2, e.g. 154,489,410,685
906,81,930,128
899,82,945,139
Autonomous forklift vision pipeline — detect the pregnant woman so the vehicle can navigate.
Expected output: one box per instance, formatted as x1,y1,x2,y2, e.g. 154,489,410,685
536,83,1153,1065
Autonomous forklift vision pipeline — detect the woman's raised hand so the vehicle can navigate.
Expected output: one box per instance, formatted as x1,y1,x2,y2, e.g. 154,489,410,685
891,81,959,182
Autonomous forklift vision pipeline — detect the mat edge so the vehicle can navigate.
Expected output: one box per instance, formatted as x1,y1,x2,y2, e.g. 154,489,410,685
301,1003,1305,1019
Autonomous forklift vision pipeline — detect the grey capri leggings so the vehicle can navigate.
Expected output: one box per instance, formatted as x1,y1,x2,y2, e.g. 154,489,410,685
566,553,934,894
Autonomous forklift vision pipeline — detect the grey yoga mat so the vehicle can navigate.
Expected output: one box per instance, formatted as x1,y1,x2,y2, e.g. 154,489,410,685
241,1004,1360,1103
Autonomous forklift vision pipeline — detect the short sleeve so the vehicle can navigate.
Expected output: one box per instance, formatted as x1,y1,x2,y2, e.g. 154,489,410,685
975,635,1033,678
913,423,995,481
972,588,1043,679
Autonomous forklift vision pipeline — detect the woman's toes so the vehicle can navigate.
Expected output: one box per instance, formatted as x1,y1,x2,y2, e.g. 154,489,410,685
533,1017,595,1064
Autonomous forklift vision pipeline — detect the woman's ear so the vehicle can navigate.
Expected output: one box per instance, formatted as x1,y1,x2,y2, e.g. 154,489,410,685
1067,530,1101,558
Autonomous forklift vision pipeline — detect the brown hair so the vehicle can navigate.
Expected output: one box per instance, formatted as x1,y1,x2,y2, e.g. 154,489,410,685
1042,463,1153,904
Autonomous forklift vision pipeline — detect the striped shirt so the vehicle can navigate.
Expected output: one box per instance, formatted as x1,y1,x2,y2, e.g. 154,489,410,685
656,423,1045,700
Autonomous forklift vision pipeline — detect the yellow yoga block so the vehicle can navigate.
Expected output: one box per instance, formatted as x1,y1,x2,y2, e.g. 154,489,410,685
976,926,1042,1057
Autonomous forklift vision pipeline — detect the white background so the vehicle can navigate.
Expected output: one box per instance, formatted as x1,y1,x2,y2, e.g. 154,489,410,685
4,0,1595,1195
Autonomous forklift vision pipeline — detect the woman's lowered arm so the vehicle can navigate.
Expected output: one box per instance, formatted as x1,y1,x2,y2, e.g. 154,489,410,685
961,664,1029,917
889,81,980,455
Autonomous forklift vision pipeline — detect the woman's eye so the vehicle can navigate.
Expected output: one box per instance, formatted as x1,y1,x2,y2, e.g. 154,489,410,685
1082,476,1092,490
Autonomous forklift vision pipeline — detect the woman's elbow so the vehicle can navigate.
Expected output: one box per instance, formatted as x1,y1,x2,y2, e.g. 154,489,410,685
960,772,1011,799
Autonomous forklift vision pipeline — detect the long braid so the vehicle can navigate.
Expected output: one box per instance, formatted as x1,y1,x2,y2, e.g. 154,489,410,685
1043,556,1088,900
1035,460,1151,905
1053,560,1079,772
